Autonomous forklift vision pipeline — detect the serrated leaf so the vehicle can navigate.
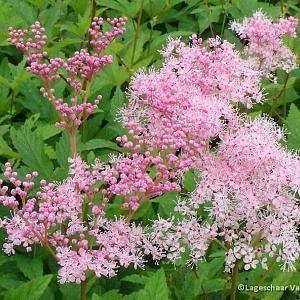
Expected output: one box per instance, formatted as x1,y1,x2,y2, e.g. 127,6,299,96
59,283,80,300
0,254,9,268
92,290,123,300
79,138,124,153
286,104,300,150
68,0,90,15
39,2,63,35
36,124,63,140
56,131,70,167
44,144,57,160
136,268,169,300
15,256,43,280
18,81,57,121
183,170,196,192
201,278,229,294
121,274,149,285
110,87,125,119
4,274,53,300
24,113,40,129
0,274,25,290
0,75,12,88
46,38,83,54
0,137,21,159
8,0,37,25
11,126,53,179
152,191,178,218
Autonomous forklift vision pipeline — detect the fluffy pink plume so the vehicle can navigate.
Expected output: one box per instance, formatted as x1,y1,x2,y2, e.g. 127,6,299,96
231,11,298,76
1,12,300,283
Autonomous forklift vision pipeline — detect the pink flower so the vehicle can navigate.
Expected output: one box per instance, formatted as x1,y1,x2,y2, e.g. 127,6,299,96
231,11,298,75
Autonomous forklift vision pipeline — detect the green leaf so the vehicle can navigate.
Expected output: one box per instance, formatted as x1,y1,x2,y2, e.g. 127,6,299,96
286,104,300,150
0,274,25,290
121,274,149,285
97,54,130,87
24,113,40,129
26,0,46,8
198,257,225,280
0,137,21,159
201,278,229,294
79,138,124,153
46,38,83,54
68,0,90,15
8,0,37,25
39,2,63,36
92,290,123,300
263,272,294,300
0,75,12,88
137,268,169,300
110,87,125,120
36,124,63,140
96,0,140,18
4,274,53,300
182,170,196,192
196,5,222,34
11,126,53,179
0,254,9,268
15,256,43,280
132,201,155,220
59,283,80,300
44,144,57,160
18,81,57,121
0,1,23,46
56,131,70,168
152,191,178,218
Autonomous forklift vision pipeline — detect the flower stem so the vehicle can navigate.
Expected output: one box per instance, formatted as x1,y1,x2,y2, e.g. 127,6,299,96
230,260,239,300
80,279,88,300
69,128,77,157
130,0,144,67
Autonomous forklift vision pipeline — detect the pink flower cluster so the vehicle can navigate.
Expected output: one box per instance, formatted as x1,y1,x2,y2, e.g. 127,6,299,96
56,218,149,284
89,17,127,52
0,158,161,283
119,33,265,175
100,153,181,212
231,11,298,76
8,18,127,130
40,88,102,128
151,117,300,272
2,12,299,284
8,21,47,51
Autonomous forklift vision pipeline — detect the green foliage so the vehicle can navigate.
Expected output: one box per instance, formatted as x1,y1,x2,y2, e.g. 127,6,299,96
15,256,44,280
0,0,299,299
286,103,300,150
3,274,53,300
10,122,54,179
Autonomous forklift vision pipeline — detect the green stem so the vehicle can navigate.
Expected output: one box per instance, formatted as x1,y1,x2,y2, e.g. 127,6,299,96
130,0,144,67
220,0,228,38
10,90,15,127
80,279,88,300
280,0,284,15
205,0,215,37
44,241,57,261
88,0,97,52
81,79,93,143
69,128,77,157
214,238,229,251
230,260,239,300
269,73,289,116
